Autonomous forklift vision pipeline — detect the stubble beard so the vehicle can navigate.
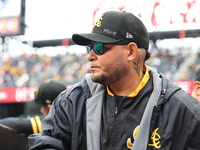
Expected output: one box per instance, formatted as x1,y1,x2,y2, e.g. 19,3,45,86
91,63,128,85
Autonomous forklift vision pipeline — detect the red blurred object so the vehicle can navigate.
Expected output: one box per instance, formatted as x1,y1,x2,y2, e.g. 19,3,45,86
180,29,186,39
0,87,37,103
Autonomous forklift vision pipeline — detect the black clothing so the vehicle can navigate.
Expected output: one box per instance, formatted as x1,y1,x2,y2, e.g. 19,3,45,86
28,69,200,150
0,116,43,135
100,77,153,150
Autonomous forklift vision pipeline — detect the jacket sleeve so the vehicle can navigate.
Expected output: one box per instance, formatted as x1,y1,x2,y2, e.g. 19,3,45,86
0,117,33,134
188,124,200,150
28,91,72,150
188,116,200,149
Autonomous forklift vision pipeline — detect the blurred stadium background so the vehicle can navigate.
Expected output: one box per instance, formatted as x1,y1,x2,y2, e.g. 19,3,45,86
0,0,200,117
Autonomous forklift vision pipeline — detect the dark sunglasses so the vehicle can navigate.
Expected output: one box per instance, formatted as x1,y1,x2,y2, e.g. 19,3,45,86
86,42,129,55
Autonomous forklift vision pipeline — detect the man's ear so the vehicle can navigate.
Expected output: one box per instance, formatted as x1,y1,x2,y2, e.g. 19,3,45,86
194,81,200,96
127,42,138,61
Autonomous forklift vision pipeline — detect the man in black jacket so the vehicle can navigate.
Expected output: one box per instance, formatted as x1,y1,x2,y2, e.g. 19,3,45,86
0,81,66,135
29,11,200,150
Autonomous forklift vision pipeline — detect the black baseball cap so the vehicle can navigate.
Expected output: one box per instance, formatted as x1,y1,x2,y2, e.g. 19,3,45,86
34,81,66,105
195,68,200,81
72,11,149,50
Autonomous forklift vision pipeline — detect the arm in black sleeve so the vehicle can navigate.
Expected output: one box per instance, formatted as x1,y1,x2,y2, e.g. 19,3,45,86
28,91,72,150
0,116,43,135
0,117,32,134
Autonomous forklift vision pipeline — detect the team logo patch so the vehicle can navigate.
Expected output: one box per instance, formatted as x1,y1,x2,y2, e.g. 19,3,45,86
148,128,161,149
127,126,162,149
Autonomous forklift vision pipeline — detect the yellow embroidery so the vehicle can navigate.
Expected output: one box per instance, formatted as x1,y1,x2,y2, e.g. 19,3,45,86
133,126,140,139
148,128,161,149
30,117,38,134
127,125,140,149
93,14,104,28
127,138,133,149
34,88,39,99
35,116,42,132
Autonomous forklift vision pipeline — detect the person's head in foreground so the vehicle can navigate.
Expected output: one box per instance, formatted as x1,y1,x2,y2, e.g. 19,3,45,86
191,68,200,102
34,80,66,116
72,11,151,87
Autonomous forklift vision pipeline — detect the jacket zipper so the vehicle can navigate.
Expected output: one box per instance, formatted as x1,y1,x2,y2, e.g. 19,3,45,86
110,96,125,150
115,106,118,115
114,96,125,116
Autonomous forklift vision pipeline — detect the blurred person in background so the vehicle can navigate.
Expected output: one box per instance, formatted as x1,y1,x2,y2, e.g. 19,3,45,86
29,11,200,150
191,67,200,102
0,81,66,135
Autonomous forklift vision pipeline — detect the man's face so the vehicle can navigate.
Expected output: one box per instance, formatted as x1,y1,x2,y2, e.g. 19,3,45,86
87,43,129,85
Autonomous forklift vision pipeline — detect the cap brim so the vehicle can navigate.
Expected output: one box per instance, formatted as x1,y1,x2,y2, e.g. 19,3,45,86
34,98,47,105
27,100,43,107
25,100,42,116
72,33,120,45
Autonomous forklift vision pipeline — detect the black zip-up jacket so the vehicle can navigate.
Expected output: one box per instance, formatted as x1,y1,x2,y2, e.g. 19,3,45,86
28,67,200,150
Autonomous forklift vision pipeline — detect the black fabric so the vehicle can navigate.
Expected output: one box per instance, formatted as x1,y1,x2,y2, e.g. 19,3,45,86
0,116,44,135
0,117,33,134
100,77,153,150
29,83,87,150
28,74,200,150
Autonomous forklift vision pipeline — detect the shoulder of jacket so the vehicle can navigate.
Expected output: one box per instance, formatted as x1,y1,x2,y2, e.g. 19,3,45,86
173,90,200,111
54,76,93,105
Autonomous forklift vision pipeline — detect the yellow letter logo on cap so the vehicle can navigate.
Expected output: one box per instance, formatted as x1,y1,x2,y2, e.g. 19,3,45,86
34,88,39,99
93,14,104,28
